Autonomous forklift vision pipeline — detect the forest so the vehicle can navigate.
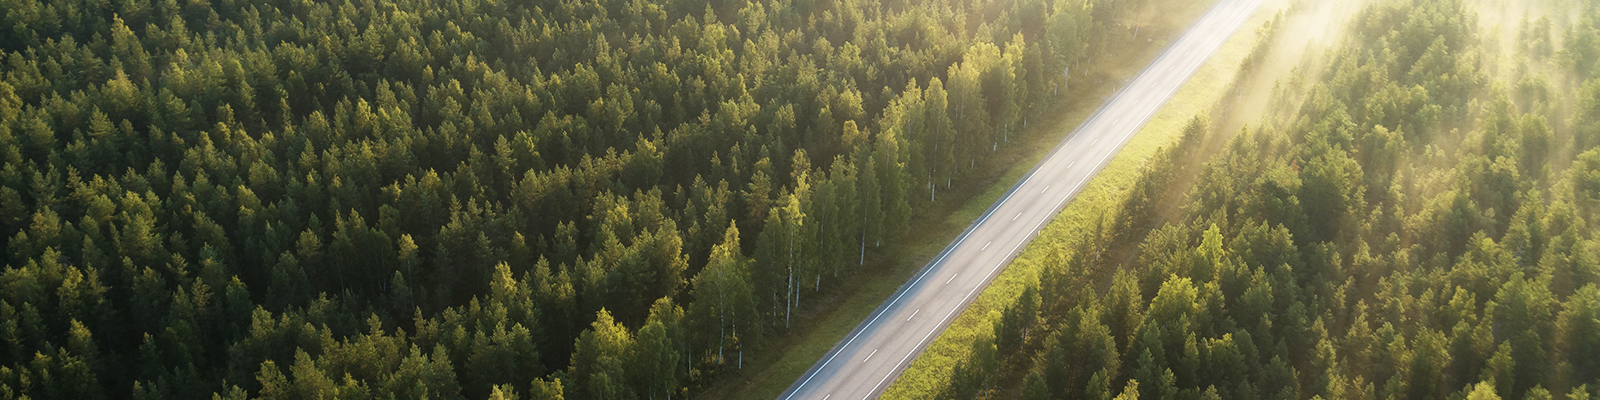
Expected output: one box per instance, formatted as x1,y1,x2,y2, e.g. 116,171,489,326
932,0,1600,399
0,0,1160,394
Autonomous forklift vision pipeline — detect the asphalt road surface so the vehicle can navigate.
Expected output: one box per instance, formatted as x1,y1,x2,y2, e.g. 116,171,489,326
777,0,1265,398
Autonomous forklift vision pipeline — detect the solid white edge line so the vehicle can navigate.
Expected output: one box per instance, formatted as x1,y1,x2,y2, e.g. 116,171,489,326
858,1,1265,397
866,106,1115,400
802,1,1265,397
788,41,1106,382
785,156,1009,399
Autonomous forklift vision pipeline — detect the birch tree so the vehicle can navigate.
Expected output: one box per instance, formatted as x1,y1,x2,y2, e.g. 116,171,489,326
690,222,754,366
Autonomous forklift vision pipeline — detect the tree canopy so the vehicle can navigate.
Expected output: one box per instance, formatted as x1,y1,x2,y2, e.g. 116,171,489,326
0,0,1146,395
945,0,1600,399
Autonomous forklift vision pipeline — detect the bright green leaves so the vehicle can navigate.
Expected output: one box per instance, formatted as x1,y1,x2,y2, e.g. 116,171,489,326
689,222,755,366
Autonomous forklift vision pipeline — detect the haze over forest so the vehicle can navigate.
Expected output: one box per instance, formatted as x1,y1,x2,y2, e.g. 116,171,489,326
926,0,1600,399
0,0,1595,397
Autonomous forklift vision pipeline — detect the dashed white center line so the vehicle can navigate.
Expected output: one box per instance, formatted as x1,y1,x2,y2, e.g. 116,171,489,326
981,241,991,251
1069,161,1075,168
1113,118,1120,125
824,396,831,400
946,273,958,284
784,2,1267,396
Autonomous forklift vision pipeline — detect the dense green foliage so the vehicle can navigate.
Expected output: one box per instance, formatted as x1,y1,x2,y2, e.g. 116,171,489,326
949,0,1600,399
0,0,1155,395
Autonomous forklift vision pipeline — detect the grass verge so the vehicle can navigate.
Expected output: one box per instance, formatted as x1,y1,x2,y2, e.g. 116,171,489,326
691,1,1222,398
880,0,1294,398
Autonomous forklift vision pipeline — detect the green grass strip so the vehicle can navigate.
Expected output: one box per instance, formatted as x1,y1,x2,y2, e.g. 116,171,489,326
881,0,1291,397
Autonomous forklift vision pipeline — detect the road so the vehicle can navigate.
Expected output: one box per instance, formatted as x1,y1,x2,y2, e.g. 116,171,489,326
777,0,1265,398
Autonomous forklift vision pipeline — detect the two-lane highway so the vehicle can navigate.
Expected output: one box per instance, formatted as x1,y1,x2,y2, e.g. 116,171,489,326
778,0,1265,398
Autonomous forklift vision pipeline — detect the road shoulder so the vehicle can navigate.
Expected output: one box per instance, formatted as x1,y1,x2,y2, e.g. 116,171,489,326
691,1,1225,398
879,0,1292,397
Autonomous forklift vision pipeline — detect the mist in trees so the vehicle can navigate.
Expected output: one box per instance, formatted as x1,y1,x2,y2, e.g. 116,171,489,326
946,0,1600,399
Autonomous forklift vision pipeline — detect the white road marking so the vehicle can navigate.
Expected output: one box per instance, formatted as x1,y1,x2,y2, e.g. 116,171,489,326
1013,212,1021,221
1093,139,1098,145
824,396,831,400
1069,161,1075,168
981,241,991,251
907,309,920,321
865,22,1238,390
785,154,1004,398
863,349,878,363
1042,185,1050,193
946,273,958,284
785,1,1265,397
